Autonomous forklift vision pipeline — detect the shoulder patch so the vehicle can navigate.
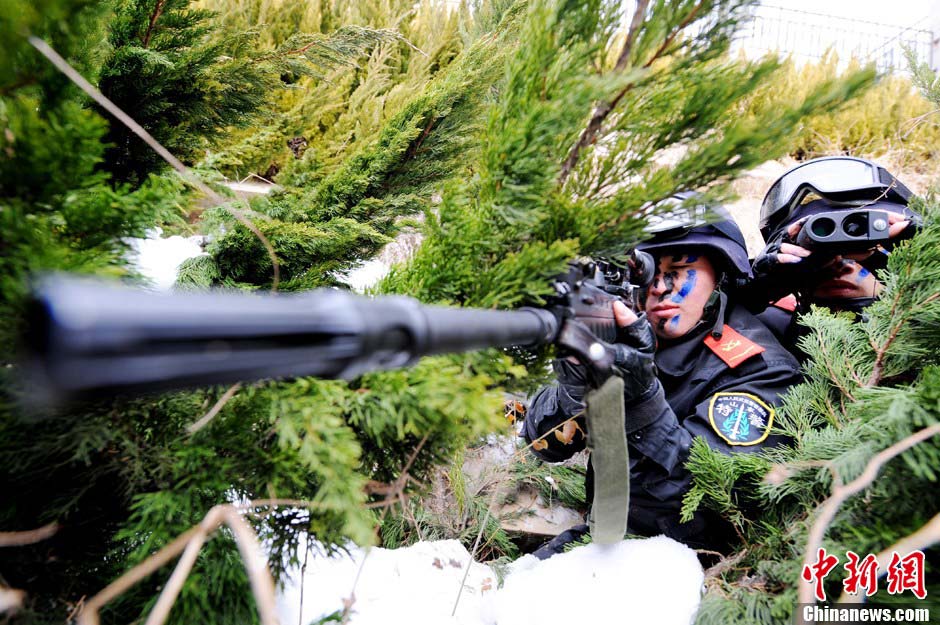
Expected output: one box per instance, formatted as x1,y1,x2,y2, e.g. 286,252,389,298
703,325,766,368
773,294,798,312
708,392,774,446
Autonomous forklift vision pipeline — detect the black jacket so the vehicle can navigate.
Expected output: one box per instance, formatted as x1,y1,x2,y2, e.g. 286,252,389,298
523,304,801,549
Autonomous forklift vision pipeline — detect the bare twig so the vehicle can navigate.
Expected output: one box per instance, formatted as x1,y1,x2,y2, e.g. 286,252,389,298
0,586,26,615
900,108,940,139
450,413,586,616
297,542,309,625
0,522,59,547
141,0,167,48
28,37,281,291
144,522,210,625
66,596,87,622
79,528,201,625
797,423,940,607
451,463,503,617
837,512,940,604
343,548,373,625
362,435,429,510
703,548,748,581
614,0,651,72
187,383,243,435
78,504,279,625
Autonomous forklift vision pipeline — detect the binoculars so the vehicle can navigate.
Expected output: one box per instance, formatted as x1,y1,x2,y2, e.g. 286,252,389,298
795,209,891,253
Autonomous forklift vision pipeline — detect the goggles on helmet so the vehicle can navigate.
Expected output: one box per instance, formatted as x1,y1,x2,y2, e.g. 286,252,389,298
638,193,751,281
642,192,719,240
759,157,912,239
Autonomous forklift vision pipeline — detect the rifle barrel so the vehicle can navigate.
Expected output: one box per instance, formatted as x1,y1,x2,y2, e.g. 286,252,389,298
24,276,559,403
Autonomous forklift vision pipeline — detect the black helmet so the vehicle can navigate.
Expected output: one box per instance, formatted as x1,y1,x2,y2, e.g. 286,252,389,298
637,192,751,284
759,156,913,241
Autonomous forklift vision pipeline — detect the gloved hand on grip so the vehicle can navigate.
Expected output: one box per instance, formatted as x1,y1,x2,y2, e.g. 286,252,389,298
611,302,657,404
552,356,590,416
554,301,658,405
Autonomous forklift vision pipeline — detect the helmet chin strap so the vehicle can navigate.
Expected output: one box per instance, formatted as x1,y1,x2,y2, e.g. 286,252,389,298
671,273,728,342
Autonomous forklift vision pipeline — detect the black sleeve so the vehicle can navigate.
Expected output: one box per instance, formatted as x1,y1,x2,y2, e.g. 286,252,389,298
523,383,587,463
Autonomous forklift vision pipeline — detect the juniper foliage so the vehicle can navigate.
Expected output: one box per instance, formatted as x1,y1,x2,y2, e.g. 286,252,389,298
99,0,397,185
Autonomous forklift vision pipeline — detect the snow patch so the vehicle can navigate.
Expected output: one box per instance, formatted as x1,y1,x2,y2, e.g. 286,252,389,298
491,535,704,625
277,537,704,625
278,539,496,625
127,228,205,290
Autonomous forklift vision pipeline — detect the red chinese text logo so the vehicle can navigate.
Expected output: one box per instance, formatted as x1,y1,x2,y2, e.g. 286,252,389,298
802,548,840,601
802,548,927,602
886,551,927,600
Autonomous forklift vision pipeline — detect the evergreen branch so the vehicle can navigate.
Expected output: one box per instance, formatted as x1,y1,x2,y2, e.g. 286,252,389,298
28,36,283,290
644,2,704,72
866,291,940,386
141,0,167,48
557,1,703,185
0,75,38,96
0,522,58,547
406,116,439,160
187,383,243,435
817,338,857,404
837,512,940,604
797,423,940,607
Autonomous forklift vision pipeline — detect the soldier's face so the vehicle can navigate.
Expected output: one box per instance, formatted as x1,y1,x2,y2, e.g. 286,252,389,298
811,256,883,302
644,252,718,339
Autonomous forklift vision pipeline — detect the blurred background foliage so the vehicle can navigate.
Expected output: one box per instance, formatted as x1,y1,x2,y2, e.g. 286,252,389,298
740,50,940,174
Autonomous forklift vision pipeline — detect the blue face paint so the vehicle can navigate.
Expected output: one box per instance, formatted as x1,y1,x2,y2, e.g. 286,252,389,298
669,315,681,328
684,254,698,263
857,267,871,282
670,269,697,303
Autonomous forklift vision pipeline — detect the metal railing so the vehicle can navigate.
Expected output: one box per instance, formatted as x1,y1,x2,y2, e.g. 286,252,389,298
736,4,934,73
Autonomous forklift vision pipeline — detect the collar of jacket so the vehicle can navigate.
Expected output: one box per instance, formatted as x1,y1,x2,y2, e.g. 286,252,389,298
654,314,717,378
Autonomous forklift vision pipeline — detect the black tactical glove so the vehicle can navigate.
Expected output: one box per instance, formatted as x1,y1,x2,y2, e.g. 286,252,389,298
750,228,828,304
610,313,657,404
554,313,657,406
552,357,590,416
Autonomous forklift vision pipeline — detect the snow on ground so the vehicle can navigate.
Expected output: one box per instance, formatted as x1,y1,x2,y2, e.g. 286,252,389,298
277,537,704,625
127,228,205,290
277,539,496,625
492,536,704,625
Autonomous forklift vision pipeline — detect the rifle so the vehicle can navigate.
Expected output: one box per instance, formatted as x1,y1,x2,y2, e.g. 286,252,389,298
24,253,653,545
24,254,654,405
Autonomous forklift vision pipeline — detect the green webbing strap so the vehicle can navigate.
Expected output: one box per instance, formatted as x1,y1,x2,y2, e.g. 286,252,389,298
584,375,629,545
